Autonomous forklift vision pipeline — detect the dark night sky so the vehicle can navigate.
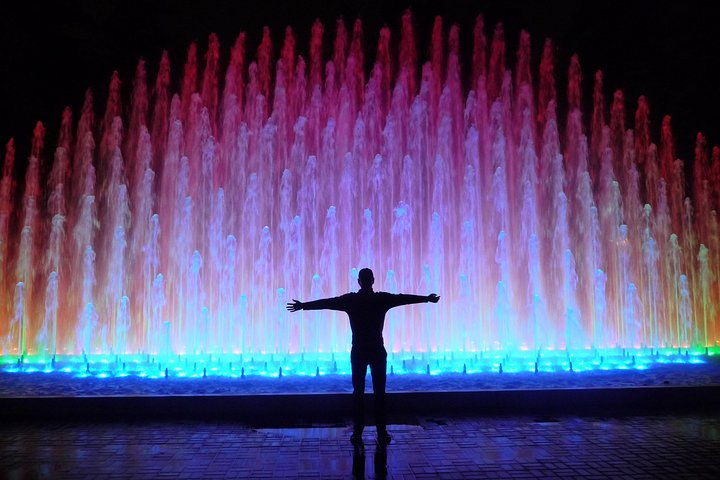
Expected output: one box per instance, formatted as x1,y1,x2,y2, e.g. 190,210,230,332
1,0,719,170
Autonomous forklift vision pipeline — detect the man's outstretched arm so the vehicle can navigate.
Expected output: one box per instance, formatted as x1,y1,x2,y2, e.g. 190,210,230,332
286,295,348,312
387,293,440,308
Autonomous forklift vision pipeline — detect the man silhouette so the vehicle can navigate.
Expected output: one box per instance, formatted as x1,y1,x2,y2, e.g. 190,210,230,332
286,267,440,444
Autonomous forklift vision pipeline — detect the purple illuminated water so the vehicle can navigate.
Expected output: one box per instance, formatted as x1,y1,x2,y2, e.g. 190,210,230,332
1,12,719,362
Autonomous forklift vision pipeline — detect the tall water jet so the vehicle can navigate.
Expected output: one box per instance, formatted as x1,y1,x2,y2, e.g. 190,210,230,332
115,295,130,356
78,247,97,354
151,274,166,355
6,282,25,356
219,235,237,354
0,141,15,303
187,250,202,354
36,272,59,357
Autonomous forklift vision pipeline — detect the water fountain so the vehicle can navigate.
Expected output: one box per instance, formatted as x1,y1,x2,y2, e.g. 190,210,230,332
1,11,718,381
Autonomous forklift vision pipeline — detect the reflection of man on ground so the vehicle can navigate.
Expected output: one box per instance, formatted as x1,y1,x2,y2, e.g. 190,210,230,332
352,439,388,479
287,267,440,444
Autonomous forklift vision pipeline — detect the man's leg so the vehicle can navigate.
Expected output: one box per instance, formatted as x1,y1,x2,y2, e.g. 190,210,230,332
350,348,368,437
369,347,388,438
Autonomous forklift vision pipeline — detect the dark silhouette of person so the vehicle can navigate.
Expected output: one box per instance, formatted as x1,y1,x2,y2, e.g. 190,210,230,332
286,267,440,445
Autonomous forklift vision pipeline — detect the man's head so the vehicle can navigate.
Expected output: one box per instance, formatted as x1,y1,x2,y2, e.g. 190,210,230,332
358,268,374,290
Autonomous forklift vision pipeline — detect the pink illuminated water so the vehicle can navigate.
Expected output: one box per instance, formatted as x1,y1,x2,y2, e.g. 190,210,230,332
1,12,719,359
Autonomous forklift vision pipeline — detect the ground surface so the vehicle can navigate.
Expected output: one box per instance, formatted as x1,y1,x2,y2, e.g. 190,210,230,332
1,414,718,479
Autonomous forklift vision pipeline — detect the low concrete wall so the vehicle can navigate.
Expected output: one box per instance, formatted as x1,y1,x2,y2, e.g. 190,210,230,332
2,385,719,424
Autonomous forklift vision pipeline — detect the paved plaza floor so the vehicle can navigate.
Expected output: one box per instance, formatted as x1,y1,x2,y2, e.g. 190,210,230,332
1,413,719,479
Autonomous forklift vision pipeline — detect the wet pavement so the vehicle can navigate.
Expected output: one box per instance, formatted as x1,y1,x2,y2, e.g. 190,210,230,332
1,413,719,479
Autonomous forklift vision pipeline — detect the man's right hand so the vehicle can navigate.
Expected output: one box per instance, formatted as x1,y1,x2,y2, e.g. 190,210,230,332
427,294,440,303
286,299,303,312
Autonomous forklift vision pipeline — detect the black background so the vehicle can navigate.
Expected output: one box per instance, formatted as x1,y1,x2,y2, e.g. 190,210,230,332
1,0,719,173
